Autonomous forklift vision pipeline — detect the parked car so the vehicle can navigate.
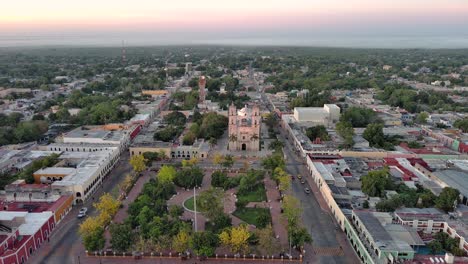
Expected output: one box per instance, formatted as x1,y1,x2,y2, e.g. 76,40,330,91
300,179,306,184
304,188,310,194
77,207,88,218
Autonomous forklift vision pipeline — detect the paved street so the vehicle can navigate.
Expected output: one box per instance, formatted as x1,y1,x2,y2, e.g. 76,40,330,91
278,129,359,264
30,153,133,264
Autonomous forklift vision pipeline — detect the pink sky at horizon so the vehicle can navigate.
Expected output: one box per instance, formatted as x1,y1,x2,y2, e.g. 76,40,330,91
1,0,468,34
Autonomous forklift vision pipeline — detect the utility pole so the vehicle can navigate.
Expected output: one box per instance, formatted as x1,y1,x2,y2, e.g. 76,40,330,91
194,187,198,232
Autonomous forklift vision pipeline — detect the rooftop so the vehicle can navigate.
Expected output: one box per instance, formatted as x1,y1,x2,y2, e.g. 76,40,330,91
432,169,468,197
354,210,414,253
0,211,53,236
51,148,118,187
33,167,76,175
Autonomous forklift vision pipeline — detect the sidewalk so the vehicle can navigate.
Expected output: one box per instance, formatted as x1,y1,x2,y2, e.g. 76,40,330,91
264,177,288,247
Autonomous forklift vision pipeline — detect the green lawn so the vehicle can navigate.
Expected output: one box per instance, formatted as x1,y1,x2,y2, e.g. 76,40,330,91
184,196,195,211
233,207,271,227
237,184,267,204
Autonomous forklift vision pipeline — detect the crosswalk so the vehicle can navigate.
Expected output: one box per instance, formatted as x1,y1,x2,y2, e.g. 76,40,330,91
313,247,344,256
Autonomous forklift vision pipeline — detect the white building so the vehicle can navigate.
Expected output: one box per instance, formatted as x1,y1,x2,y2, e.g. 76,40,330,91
44,147,120,203
293,104,340,126
61,125,134,152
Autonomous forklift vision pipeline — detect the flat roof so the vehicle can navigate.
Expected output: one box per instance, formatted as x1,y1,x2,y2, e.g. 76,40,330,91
354,211,414,253
394,208,445,221
52,148,118,187
33,167,76,175
433,170,468,197
0,211,52,236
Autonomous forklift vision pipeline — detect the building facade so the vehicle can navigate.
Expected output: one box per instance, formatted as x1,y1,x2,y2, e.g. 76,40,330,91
228,103,261,151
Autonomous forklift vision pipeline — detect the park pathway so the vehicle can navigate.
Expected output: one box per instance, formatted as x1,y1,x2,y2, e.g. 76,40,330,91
263,177,289,247
104,172,151,248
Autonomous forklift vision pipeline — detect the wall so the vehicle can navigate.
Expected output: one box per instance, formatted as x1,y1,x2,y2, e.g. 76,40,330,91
129,146,171,158
52,195,74,223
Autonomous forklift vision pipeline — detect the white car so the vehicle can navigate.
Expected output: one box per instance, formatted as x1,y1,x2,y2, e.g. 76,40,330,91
77,207,88,218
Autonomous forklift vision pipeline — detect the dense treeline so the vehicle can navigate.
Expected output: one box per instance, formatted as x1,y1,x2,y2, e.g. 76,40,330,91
0,113,49,146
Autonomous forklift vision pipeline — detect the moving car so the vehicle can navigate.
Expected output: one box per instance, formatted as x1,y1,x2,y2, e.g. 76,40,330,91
304,188,310,194
77,207,88,218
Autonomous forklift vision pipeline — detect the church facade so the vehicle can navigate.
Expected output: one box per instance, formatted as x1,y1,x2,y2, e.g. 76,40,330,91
228,103,261,151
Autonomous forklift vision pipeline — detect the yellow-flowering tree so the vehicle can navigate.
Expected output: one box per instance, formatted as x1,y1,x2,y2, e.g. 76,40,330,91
94,193,121,218
219,225,251,254
157,165,177,183
79,216,105,251
119,174,134,193
172,230,191,253
130,154,147,174
181,157,199,167
212,153,224,167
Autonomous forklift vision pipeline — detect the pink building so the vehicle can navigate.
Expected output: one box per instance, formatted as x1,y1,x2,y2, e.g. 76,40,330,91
228,103,261,151
0,211,54,264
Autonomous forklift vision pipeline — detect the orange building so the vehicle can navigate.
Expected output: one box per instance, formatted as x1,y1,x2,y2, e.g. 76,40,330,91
142,90,168,97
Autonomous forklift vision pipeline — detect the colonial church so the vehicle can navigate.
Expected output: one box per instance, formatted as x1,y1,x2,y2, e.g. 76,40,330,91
228,103,261,151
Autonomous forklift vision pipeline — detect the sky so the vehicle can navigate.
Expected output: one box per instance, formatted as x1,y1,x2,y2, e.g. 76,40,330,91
1,0,468,47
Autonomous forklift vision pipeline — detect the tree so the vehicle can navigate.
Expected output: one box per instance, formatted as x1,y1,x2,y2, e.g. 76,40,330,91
428,240,443,254
435,187,460,212
94,193,121,218
273,168,291,192
79,217,105,251
219,225,251,254
229,134,237,142
172,230,191,253
238,170,263,195
454,118,468,133
119,174,134,193
289,226,312,248
340,107,380,127
282,195,302,226
191,231,219,256
336,121,354,148
212,153,224,167
182,132,196,145
198,112,228,140
208,137,217,148
363,123,385,148
256,213,271,228
250,133,259,141
174,166,204,188
211,170,239,190
415,112,429,124
306,125,330,141
197,188,224,221
268,140,284,151
262,154,285,171
169,205,184,219
164,111,187,126
256,225,280,255
130,154,147,174
181,157,198,167
210,213,232,233
157,165,177,183
222,155,235,168
361,169,391,197
82,226,105,252
110,223,134,252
